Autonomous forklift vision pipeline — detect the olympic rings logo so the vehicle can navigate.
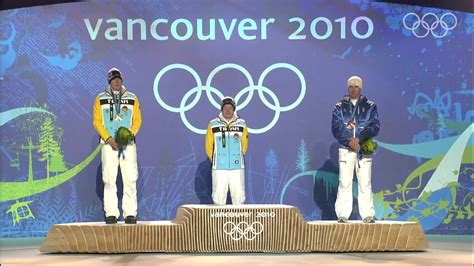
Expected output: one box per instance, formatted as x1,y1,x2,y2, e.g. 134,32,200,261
402,12,457,38
223,221,264,241
153,63,306,134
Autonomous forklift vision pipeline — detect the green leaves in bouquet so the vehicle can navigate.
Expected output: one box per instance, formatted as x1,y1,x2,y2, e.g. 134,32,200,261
361,138,377,155
115,127,133,147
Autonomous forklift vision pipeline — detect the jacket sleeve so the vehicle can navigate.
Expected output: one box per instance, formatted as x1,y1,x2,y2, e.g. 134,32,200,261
242,125,248,155
331,104,353,147
360,104,380,140
93,96,111,142
205,124,214,161
130,95,142,136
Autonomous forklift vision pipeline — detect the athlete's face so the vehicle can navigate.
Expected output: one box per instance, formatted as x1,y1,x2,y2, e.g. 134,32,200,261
348,85,361,99
222,104,234,120
110,78,122,91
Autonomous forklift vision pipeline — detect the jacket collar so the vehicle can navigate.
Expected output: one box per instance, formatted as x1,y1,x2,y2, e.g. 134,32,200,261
341,95,367,104
105,85,127,97
218,112,239,125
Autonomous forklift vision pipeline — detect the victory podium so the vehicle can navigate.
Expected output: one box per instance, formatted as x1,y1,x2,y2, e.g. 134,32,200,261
40,204,428,253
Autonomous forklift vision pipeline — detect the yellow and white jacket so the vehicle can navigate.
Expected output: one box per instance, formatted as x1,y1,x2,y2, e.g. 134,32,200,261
205,113,248,170
93,86,142,143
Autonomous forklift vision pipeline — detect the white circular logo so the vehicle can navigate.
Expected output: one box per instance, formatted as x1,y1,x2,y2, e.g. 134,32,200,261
223,221,264,241
153,63,306,134
402,12,457,38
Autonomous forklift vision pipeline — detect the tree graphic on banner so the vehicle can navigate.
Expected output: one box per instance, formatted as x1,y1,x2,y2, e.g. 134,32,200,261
295,139,310,173
264,149,278,202
37,116,67,179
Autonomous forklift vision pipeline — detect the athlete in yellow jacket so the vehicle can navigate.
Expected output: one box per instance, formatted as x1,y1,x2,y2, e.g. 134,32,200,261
205,97,248,205
93,67,142,224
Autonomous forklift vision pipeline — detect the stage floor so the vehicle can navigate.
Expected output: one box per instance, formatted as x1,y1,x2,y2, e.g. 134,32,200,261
1,235,472,265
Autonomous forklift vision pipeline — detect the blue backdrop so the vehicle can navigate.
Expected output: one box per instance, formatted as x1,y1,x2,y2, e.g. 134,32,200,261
1,0,473,237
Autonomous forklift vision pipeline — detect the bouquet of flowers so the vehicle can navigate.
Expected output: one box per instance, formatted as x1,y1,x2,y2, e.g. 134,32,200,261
361,138,377,155
115,127,133,147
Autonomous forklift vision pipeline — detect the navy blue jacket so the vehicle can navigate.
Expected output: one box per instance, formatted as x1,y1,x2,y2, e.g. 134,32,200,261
331,95,380,149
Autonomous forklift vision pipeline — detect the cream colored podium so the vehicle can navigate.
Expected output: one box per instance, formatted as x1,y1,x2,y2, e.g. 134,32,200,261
40,204,428,253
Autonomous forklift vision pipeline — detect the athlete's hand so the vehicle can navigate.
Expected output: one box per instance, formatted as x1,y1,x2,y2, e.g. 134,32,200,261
348,137,360,151
107,138,119,150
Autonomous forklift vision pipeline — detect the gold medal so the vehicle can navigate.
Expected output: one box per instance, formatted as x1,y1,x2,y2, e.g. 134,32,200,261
346,120,356,129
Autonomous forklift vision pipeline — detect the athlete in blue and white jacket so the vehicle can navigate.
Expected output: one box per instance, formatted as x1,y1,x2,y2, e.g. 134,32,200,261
331,76,380,224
